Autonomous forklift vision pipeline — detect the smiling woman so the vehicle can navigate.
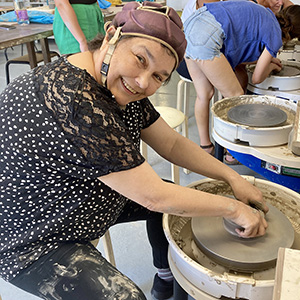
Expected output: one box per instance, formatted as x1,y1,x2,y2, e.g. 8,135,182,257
0,1,270,300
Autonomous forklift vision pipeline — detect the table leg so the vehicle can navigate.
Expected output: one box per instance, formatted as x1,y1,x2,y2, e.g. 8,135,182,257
40,38,51,63
215,141,224,162
173,279,189,300
26,41,37,68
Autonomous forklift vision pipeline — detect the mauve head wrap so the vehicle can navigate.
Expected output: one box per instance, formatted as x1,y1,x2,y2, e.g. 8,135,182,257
107,1,187,67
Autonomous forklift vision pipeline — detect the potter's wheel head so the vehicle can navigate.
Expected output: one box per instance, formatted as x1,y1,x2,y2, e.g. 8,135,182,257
227,103,287,127
191,203,294,272
271,65,300,77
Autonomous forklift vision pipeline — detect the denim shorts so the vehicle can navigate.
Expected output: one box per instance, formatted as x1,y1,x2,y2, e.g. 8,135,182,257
183,6,225,61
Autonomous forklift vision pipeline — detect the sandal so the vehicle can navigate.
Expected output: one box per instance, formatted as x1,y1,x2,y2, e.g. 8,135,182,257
224,150,241,165
200,143,215,156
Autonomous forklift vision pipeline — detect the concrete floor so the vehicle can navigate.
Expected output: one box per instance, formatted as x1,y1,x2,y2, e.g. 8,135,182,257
0,40,262,300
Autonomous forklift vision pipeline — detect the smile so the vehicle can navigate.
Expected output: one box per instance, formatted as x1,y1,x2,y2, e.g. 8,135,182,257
122,78,138,95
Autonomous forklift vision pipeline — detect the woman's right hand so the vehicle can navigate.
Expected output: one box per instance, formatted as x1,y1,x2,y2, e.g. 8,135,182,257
228,201,268,238
80,40,89,53
270,57,282,73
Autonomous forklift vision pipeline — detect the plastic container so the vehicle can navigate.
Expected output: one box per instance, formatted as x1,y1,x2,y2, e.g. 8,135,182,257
13,0,29,25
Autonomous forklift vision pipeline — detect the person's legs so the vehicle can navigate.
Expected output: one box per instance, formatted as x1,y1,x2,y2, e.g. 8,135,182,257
115,196,172,300
186,55,244,158
10,243,146,300
185,58,215,151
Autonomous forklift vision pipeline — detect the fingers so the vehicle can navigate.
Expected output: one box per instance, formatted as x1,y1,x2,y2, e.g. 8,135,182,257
237,209,268,238
249,199,269,214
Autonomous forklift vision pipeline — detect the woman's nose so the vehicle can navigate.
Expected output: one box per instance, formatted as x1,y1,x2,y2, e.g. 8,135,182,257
135,71,150,90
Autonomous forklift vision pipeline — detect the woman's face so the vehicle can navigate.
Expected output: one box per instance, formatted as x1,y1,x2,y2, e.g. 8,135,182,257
266,0,284,13
106,37,176,107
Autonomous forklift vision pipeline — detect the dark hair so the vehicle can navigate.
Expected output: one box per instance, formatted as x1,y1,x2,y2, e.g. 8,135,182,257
87,33,105,52
276,5,300,42
87,34,173,85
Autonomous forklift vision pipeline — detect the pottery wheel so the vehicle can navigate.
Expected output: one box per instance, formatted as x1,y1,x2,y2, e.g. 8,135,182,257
271,65,300,77
227,103,287,127
191,203,295,272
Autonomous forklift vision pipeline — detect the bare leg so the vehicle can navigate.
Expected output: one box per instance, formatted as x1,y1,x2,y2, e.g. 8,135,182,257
235,64,249,93
185,59,214,150
186,55,244,149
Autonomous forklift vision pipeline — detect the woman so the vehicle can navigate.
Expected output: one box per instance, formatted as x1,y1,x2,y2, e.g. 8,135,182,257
255,0,294,13
53,0,105,54
0,2,268,300
183,2,300,162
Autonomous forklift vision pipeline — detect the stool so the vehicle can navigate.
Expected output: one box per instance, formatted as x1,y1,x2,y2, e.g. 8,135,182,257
91,230,116,266
141,106,185,185
176,75,192,140
5,50,60,85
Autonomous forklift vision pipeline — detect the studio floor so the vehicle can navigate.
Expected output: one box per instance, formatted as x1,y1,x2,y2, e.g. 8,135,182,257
0,39,263,300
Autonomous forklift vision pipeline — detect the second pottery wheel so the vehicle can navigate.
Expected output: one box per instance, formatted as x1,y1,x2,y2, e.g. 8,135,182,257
271,65,300,76
227,103,287,127
191,203,294,272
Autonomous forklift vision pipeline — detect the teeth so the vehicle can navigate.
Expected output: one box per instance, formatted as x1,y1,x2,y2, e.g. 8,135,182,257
122,78,137,94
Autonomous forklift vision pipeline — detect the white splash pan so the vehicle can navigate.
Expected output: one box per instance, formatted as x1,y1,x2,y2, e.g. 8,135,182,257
163,177,300,300
247,61,300,91
211,95,296,147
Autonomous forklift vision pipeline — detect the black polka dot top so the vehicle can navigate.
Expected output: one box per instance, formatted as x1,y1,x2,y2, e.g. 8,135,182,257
0,56,159,281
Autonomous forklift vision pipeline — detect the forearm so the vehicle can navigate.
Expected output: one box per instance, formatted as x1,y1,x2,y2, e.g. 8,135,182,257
252,48,281,84
99,161,238,218
157,132,241,185
99,160,267,237
252,62,280,84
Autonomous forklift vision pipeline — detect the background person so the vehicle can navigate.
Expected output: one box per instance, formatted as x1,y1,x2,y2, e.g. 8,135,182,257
0,2,268,300
183,2,300,163
53,0,105,54
254,0,294,13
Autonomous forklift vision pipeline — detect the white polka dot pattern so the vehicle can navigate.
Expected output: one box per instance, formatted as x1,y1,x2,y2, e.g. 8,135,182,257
0,57,160,281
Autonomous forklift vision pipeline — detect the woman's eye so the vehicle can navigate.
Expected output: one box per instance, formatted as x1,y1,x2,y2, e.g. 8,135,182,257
154,74,163,82
137,55,145,64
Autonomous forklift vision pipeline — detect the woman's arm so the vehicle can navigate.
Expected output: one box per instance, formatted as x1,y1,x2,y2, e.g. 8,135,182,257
251,48,282,84
99,117,268,238
141,117,268,211
99,159,267,238
55,0,89,52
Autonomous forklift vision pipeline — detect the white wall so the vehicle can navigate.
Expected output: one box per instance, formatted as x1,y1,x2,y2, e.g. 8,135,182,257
166,0,190,11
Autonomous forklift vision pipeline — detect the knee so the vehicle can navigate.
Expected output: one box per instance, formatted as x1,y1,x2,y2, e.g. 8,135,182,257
196,89,214,105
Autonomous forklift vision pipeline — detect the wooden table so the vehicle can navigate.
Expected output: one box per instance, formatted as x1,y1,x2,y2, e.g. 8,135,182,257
0,6,14,15
0,23,53,68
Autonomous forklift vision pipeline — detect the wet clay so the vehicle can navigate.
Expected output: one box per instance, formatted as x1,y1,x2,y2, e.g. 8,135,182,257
271,65,300,77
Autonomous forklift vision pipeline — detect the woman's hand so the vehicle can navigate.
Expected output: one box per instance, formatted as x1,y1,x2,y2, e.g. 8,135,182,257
80,40,89,53
270,60,282,74
228,200,268,238
229,176,269,214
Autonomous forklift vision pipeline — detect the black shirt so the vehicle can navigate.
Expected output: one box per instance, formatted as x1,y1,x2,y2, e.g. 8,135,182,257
0,56,159,281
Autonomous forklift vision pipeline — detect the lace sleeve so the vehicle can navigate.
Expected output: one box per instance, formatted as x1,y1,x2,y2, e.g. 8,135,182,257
35,59,145,176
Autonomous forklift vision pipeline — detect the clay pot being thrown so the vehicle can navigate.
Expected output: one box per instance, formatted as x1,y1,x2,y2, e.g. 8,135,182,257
222,218,245,237
223,207,265,237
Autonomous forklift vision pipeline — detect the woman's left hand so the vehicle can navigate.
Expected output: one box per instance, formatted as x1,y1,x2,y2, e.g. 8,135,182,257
230,177,269,214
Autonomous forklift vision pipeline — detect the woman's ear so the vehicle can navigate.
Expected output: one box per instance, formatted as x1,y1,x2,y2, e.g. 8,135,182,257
106,26,117,42
100,26,117,50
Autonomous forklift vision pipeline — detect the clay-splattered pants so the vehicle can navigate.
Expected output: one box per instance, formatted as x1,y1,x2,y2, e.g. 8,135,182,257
10,202,168,300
